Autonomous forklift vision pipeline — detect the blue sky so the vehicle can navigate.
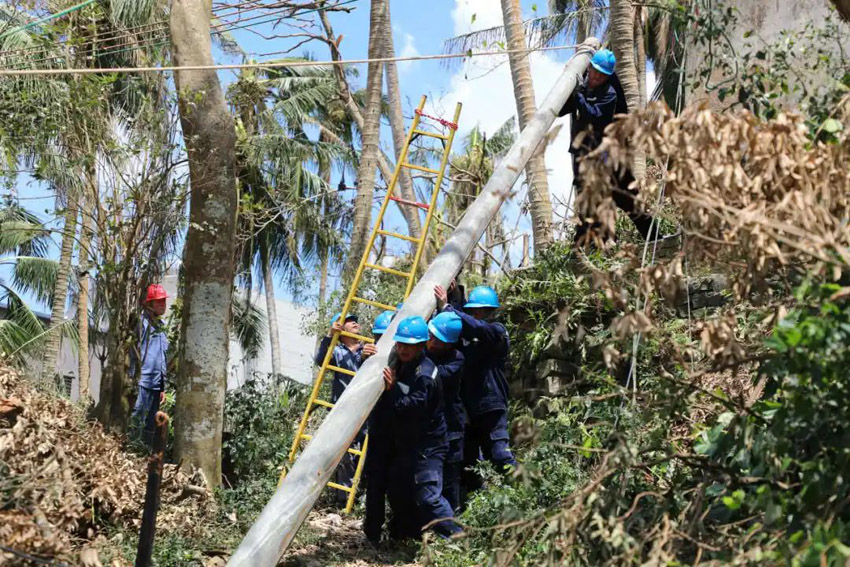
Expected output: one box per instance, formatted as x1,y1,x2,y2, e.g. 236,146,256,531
4,0,635,311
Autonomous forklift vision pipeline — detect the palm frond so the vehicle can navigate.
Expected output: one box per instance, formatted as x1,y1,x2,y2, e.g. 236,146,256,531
11,256,60,308
0,282,46,363
231,294,267,360
107,0,162,28
442,6,607,64
0,207,51,257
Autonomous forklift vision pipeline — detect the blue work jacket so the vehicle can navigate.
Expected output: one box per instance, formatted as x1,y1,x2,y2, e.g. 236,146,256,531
314,336,364,403
443,305,510,417
388,354,447,456
426,348,465,436
559,80,618,155
135,313,168,391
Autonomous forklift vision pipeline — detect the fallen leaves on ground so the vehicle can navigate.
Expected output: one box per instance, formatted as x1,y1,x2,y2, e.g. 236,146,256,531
0,364,213,565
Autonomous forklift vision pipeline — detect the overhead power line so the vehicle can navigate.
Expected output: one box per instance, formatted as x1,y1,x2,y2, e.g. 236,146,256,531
0,0,356,62
0,43,583,76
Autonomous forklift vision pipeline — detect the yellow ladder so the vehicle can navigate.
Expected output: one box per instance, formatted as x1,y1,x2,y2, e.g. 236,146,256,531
284,95,463,513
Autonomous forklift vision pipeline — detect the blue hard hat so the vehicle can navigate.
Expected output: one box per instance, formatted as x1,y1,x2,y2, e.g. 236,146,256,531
464,285,500,309
590,49,616,76
372,310,395,335
428,312,462,344
396,302,404,310
331,312,358,324
393,316,429,344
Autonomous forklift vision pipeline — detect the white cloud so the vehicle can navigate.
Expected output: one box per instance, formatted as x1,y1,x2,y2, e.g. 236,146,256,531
397,32,420,73
427,26,576,241
451,0,505,36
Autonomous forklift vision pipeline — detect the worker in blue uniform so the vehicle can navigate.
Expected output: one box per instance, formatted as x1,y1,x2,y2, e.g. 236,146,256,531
130,284,170,447
435,284,516,503
426,311,466,512
315,312,376,507
383,316,461,539
364,309,396,543
559,48,662,244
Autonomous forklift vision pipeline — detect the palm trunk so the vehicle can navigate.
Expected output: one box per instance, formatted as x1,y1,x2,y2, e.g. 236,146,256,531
381,4,424,255
42,195,78,383
344,0,386,278
77,203,94,402
262,257,282,382
501,0,554,251
575,0,592,44
171,0,239,488
610,0,646,179
635,7,648,108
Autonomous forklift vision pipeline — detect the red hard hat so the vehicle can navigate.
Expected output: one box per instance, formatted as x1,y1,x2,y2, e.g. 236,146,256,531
145,284,168,302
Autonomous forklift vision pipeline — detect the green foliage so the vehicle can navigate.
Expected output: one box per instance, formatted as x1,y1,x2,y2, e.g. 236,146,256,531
695,283,850,563
431,274,850,566
222,376,307,483
690,1,850,140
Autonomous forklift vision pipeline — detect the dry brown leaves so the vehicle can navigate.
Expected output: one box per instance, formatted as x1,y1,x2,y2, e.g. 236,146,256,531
0,364,214,565
583,103,850,290
577,103,850,366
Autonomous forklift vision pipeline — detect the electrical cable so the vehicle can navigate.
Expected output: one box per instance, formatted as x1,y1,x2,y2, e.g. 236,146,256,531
0,0,357,61
0,43,584,76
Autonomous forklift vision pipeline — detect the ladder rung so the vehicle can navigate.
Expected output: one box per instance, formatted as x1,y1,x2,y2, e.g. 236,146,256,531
403,162,441,175
300,433,312,441
352,296,398,312
390,195,430,210
327,481,354,493
339,329,375,343
412,129,449,140
347,447,364,457
377,229,420,243
326,364,356,377
313,399,334,409
365,263,412,278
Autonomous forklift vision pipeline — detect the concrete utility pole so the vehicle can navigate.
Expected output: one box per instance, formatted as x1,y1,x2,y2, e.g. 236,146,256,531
227,38,600,567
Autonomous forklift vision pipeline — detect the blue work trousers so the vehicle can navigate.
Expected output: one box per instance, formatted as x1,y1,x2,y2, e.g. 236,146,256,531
414,458,461,538
131,386,161,447
461,410,516,499
442,432,464,513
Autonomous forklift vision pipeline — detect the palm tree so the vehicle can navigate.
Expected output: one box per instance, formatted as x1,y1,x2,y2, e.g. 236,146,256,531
443,120,517,275
229,60,347,383
381,2,424,254
0,0,172,394
501,0,555,251
344,0,387,278
0,205,59,365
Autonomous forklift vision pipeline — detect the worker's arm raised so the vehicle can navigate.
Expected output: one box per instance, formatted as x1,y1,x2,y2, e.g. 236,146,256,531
574,88,617,120
445,305,507,346
314,336,333,366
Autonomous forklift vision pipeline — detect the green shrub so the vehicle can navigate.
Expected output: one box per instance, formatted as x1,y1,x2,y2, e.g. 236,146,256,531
222,376,307,484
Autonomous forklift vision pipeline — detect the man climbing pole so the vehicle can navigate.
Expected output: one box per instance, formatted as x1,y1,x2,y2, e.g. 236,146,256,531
381,316,461,539
315,312,377,507
560,48,667,245
435,284,516,507
426,311,466,512
130,284,169,447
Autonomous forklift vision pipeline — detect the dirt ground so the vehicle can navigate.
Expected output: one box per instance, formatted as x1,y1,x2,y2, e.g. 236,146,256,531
281,511,421,567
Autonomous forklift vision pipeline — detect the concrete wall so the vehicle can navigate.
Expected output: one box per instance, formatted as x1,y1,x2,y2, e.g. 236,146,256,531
687,0,848,109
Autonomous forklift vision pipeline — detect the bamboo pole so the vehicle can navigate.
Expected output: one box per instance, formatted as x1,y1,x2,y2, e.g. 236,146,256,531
227,38,600,567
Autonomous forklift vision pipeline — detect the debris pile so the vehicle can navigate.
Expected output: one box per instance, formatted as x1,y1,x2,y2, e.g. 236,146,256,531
0,364,212,565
